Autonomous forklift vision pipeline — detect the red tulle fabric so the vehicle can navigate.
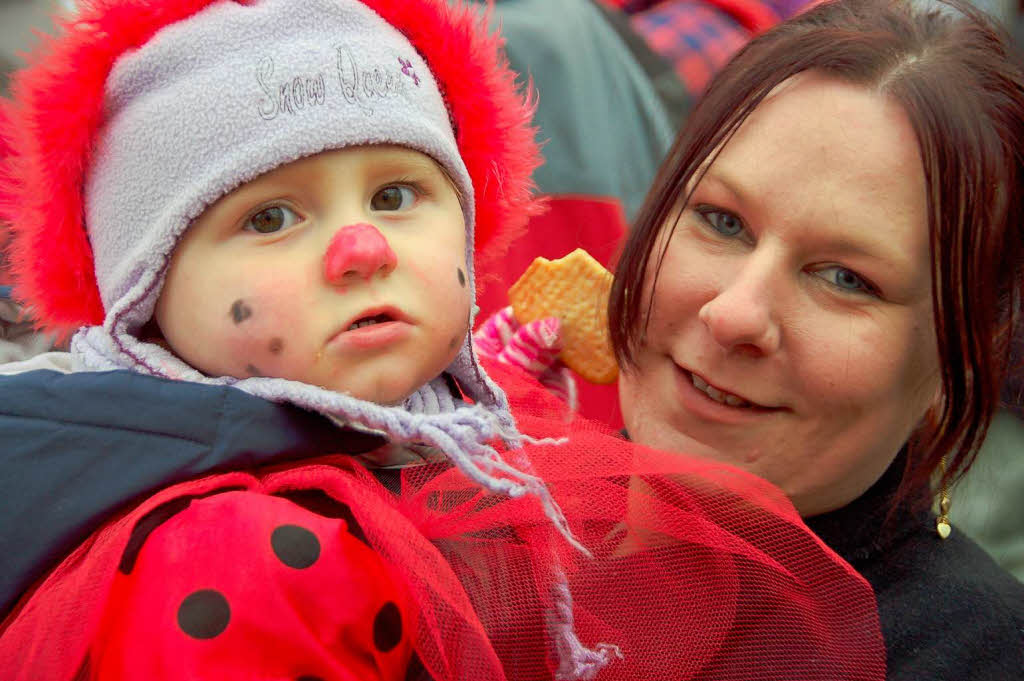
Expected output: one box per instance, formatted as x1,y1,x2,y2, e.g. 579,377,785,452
0,366,885,680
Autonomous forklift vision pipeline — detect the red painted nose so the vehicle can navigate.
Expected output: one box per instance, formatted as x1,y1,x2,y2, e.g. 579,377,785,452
323,223,397,283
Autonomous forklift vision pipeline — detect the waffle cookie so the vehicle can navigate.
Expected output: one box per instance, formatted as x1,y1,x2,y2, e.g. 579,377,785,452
507,249,618,384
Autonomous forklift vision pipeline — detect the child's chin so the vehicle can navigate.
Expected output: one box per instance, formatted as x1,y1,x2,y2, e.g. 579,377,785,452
325,378,420,407
302,356,460,406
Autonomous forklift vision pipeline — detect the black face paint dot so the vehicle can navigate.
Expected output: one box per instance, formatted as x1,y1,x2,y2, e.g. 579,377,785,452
230,299,253,324
457,268,466,287
269,337,284,355
246,363,263,377
271,524,321,569
177,589,230,639
373,601,403,652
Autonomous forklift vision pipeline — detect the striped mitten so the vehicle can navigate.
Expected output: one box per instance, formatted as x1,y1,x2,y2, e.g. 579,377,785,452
473,306,577,408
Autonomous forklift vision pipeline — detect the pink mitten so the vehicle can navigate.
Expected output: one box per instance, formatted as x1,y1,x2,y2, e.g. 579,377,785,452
473,306,577,408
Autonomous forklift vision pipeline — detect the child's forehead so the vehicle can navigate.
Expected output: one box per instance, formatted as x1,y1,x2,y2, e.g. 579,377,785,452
244,145,444,187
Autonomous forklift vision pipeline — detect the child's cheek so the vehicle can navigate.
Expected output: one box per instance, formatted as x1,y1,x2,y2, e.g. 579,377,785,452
407,256,472,303
414,258,473,352
218,281,307,379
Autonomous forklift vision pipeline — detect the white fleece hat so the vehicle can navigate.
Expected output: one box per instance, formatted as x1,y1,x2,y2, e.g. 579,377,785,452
66,0,530,490
85,0,472,330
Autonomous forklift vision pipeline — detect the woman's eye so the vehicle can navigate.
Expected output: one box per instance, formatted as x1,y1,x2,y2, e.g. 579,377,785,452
698,208,744,237
815,266,875,295
371,185,417,211
244,205,301,234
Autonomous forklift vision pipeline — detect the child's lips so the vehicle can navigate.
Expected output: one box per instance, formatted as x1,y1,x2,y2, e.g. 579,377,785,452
339,305,410,332
327,306,413,350
331,319,412,350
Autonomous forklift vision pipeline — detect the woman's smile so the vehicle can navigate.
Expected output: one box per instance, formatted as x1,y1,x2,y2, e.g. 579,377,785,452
672,363,785,425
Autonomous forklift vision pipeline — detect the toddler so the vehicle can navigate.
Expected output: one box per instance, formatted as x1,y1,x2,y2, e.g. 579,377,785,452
0,0,601,678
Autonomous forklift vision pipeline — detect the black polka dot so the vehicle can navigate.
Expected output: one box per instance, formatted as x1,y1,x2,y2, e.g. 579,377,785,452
373,601,403,652
271,524,320,569
177,589,230,639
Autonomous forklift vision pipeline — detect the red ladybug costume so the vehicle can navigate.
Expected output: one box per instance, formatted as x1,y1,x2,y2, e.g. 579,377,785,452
93,490,415,680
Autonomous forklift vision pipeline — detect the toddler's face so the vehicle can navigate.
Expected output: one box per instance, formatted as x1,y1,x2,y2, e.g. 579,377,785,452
154,145,472,404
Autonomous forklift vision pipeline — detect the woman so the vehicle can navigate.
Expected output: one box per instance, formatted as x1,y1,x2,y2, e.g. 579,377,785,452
608,0,1024,677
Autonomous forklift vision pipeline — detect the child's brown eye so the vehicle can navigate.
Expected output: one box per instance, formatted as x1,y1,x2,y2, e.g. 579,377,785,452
371,185,416,211
244,205,300,233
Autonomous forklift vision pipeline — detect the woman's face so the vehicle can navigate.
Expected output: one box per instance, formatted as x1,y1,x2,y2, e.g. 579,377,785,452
619,74,941,516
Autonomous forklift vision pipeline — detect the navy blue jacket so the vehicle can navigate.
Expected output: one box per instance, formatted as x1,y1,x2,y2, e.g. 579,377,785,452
0,368,382,617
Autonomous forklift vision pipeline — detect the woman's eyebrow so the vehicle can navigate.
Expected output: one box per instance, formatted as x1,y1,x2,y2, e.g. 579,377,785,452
697,169,753,210
821,235,916,273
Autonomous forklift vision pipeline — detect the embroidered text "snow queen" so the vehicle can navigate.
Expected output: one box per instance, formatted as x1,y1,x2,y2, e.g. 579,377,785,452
256,47,421,121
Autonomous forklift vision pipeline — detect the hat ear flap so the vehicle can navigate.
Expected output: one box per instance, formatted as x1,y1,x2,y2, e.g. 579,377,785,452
0,0,239,337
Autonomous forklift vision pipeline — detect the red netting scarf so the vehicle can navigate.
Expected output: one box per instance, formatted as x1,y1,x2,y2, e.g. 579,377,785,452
0,364,884,680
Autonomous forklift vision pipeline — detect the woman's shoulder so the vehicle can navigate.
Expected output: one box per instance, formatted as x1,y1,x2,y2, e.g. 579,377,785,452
868,520,1024,680
871,518,1024,612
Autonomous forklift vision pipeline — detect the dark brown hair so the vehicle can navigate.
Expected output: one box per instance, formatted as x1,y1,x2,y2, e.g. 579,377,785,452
609,0,1024,500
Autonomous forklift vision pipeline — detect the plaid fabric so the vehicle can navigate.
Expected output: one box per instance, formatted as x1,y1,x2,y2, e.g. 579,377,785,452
606,0,818,99
611,0,811,20
630,1,752,98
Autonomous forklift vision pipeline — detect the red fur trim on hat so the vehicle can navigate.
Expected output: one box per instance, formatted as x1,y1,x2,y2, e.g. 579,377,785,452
0,0,541,336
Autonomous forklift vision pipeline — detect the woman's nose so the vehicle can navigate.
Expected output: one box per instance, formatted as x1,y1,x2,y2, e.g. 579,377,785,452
698,261,782,357
323,223,398,283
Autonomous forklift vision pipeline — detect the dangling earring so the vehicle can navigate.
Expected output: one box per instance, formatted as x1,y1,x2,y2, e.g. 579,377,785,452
936,455,952,540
